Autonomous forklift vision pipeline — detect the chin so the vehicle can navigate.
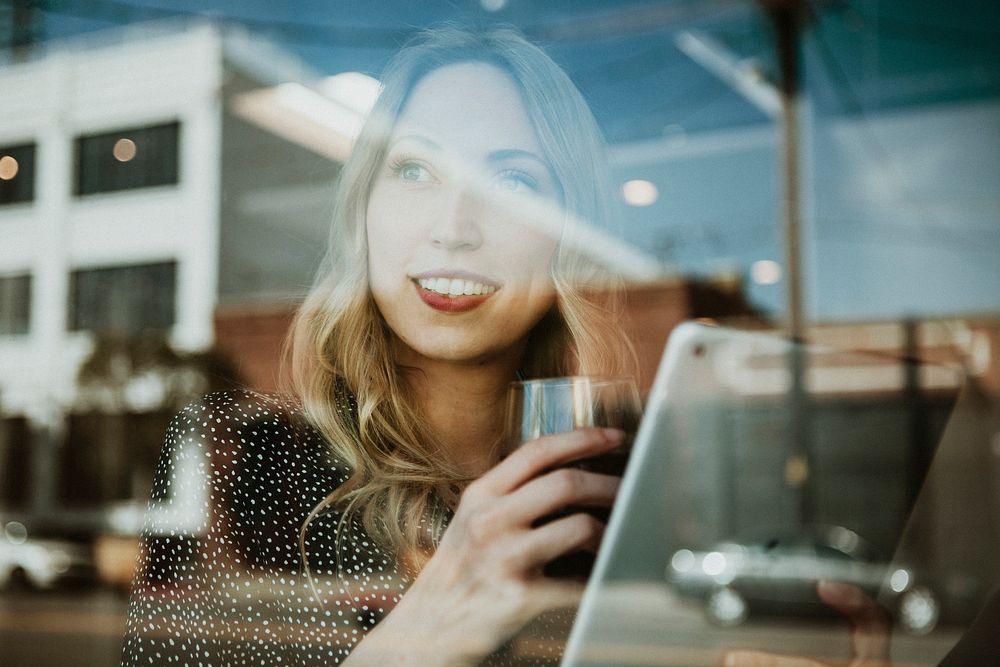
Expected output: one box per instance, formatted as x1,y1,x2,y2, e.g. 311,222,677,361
379,295,550,367
398,328,523,366
412,342,509,365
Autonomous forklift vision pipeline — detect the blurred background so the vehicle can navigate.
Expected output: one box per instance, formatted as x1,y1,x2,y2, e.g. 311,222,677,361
0,1,998,665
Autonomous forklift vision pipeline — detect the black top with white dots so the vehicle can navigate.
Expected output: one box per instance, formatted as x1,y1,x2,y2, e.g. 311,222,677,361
120,390,569,666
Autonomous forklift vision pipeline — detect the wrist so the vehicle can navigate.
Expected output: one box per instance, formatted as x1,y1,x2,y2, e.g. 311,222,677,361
347,594,479,667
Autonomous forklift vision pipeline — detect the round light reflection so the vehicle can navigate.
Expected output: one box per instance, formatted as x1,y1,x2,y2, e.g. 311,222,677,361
702,551,727,576
0,155,19,180
890,569,911,593
751,259,782,285
3,520,28,544
113,138,137,162
622,179,658,207
51,550,71,573
671,549,696,573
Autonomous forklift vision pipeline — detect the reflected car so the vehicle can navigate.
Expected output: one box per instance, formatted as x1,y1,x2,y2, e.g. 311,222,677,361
666,526,940,635
0,521,95,590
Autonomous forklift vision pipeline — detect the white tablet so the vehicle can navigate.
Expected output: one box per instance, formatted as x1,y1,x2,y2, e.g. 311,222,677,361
561,321,966,666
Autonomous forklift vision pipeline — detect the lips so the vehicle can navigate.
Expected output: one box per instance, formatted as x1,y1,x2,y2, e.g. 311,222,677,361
410,271,500,313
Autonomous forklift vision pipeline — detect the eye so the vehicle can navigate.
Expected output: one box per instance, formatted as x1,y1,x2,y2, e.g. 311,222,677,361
393,160,434,183
494,169,538,194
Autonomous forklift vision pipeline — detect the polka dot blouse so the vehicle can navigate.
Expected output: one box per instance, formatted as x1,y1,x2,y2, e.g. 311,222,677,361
120,390,570,666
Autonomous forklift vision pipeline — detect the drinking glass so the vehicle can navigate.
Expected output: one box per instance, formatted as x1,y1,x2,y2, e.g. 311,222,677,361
503,376,642,578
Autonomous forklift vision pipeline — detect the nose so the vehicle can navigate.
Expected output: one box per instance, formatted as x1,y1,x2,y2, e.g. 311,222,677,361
429,184,483,251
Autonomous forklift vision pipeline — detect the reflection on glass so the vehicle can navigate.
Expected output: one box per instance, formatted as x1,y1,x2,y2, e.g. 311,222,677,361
0,155,19,180
112,138,137,162
621,179,658,207
565,323,992,666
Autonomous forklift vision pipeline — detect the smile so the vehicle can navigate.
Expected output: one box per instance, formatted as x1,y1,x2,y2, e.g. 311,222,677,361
410,273,500,313
415,277,498,297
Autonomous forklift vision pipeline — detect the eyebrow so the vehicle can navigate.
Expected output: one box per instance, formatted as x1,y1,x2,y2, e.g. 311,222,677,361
486,149,552,171
388,134,442,152
388,135,551,170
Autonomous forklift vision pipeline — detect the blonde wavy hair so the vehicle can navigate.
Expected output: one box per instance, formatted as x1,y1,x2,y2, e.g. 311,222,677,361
288,26,636,573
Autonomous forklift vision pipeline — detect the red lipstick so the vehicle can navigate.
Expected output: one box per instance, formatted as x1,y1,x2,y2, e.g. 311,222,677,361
414,282,495,313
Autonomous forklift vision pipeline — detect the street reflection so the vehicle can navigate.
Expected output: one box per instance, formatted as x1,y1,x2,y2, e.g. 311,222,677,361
559,581,962,667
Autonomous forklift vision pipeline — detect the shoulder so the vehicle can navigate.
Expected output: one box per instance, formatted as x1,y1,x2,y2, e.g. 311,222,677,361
161,389,351,482
168,390,316,449
169,389,301,430
149,390,355,549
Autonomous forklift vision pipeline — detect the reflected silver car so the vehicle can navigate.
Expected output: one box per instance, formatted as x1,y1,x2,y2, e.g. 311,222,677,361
667,526,940,635
0,521,94,590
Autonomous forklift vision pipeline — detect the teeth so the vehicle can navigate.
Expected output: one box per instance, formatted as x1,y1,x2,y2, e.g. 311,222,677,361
416,277,497,297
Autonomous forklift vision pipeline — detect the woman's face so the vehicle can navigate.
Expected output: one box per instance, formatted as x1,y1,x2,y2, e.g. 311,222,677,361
366,62,562,366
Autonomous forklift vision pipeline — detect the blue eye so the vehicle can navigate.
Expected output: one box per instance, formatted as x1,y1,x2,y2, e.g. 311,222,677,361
494,169,538,194
394,160,433,183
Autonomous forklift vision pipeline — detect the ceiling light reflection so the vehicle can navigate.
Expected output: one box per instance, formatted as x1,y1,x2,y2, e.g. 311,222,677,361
751,259,782,285
622,179,658,207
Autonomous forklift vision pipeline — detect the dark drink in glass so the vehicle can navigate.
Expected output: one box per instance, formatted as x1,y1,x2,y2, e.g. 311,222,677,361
504,377,642,579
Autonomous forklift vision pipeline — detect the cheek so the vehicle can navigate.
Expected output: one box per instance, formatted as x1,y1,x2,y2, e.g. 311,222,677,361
366,198,416,287
508,232,558,286
505,241,558,324
366,182,441,264
365,188,393,257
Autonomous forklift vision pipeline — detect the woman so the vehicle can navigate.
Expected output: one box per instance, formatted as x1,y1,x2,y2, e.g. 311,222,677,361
122,26,635,667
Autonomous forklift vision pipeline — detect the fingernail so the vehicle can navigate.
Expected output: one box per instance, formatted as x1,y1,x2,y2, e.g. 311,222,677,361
602,428,624,443
723,652,741,667
818,579,854,599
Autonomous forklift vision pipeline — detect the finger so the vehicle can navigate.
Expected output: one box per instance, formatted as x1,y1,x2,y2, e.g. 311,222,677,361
512,512,605,571
477,428,623,495
817,581,891,663
522,578,586,618
500,468,620,526
817,581,887,628
722,650,824,667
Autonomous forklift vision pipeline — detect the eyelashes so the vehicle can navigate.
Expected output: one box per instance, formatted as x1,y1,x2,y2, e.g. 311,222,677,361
388,156,435,183
495,169,539,194
387,153,540,194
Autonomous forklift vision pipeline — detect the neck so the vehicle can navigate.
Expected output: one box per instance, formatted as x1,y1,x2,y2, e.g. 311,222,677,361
397,349,521,478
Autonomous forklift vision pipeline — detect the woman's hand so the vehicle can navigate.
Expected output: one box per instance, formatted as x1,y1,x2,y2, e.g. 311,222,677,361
723,581,892,667
345,427,624,667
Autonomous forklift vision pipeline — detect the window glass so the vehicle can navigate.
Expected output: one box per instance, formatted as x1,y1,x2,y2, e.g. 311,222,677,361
60,411,172,506
0,417,31,509
74,122,180,196
1,3,997,665
68,262,176,334
0,273,31,335
0,143,36,205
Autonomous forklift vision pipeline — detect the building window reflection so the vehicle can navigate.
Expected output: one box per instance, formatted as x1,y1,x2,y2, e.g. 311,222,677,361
0,417,31,510
68,262,176,335
0,143,36,205
74,122,180,196
60,411,171,506
0,273,31,335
